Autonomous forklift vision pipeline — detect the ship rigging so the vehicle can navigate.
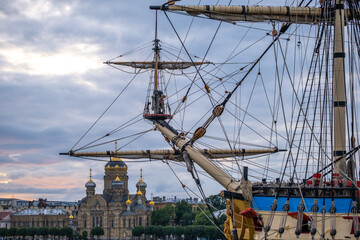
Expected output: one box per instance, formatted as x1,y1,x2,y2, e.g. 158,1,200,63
61,0,360,239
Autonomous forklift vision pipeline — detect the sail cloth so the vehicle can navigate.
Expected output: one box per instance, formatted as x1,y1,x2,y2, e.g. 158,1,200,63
105,61,207,70
158,5,358,24
68,148,281,160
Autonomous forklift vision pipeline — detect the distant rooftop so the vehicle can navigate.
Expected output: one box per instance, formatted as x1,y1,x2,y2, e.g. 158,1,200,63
152,196,204,204
13,208,67,216
0,212,11,219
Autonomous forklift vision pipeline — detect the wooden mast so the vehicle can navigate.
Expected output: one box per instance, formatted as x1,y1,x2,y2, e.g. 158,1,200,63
154,10,159,91
333,0,347,178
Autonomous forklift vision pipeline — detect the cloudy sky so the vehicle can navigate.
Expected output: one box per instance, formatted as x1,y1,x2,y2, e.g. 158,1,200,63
0,0,244,202
1,0,319,202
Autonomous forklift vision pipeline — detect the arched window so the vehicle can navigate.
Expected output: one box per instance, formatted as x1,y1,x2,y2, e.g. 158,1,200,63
139,217,142,226
93,216,95,228
128,219,131,228
84,219,87,228
111,219,114,228
123,218,126,228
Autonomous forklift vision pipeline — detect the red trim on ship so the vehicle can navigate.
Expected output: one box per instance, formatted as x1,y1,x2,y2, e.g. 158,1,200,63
287,212,310,221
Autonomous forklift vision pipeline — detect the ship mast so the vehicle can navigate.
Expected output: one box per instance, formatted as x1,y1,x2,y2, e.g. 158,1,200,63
154,10,159,92
149,0,356,188
333,0,348,178
152,10,163,117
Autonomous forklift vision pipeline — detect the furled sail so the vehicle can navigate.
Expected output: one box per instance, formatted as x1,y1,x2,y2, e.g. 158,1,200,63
105,61,208,70
152,5,358,24
62,147,281,160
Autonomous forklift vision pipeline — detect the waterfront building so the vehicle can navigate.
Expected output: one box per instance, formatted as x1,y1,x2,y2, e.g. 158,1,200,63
0,212,11,229
11,208,70,228
75,158,152,239
0,198,30,212
152,195,203,211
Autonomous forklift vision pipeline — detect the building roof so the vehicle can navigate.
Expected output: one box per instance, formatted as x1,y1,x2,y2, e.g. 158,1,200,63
132,204,147,211
0,212,11,220
0,198,20,201
105,158,127,169
120,211,135,216
13,208,67,216
100,194,113,203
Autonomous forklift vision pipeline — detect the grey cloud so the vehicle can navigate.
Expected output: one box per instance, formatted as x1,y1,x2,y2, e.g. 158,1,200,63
0,187,82,195
0,0,234,201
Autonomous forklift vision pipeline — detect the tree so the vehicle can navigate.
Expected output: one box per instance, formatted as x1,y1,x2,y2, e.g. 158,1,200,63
162,226,174,238
152,225,163,239
182,212,195,226
204,226,220,240
207,194,226,210
8,227,18,239
192,225,204,238
218,214,227,225
220,224,224,232
144,225,154,239
90,226,104,239
17,228,28,239
73,231,81,240
49,227,60,239
61,227,73,239
81,230,88,240
36,227,49,240
0,228,9,239
27,228,37,240
173,226,184,239
132,226,144,239
174,200,192,225
194,210,212,225
184,226,194,240
151,204,174,226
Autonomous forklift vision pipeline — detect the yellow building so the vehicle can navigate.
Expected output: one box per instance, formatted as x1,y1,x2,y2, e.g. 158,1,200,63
75,158,152,239
11,208,70,229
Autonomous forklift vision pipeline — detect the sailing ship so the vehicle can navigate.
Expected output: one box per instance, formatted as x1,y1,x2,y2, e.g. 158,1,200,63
61,0,360,239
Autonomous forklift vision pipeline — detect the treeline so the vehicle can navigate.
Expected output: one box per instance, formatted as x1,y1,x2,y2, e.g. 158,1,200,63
134,195,226,239
0,226,74,239
151,195,226,226
132,225,222,240
0,226,104,240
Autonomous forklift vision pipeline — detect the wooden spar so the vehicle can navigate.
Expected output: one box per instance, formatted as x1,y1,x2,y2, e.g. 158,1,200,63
151,5,358,24
61,147,281,160
154,41,159,91
154,11,159,91
333,0,347,177
104,61,208,70
154,122,241,193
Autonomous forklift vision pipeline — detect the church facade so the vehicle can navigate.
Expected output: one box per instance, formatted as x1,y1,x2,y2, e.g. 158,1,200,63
76,157,153,239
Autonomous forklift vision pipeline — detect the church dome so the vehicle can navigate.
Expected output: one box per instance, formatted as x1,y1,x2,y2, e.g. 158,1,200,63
85,180,96,188
136,179,147,188
85,169,96,188
105,157,127,170
136,169,147,188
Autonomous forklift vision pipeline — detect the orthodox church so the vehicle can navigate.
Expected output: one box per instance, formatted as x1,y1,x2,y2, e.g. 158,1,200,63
76,157,154,239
